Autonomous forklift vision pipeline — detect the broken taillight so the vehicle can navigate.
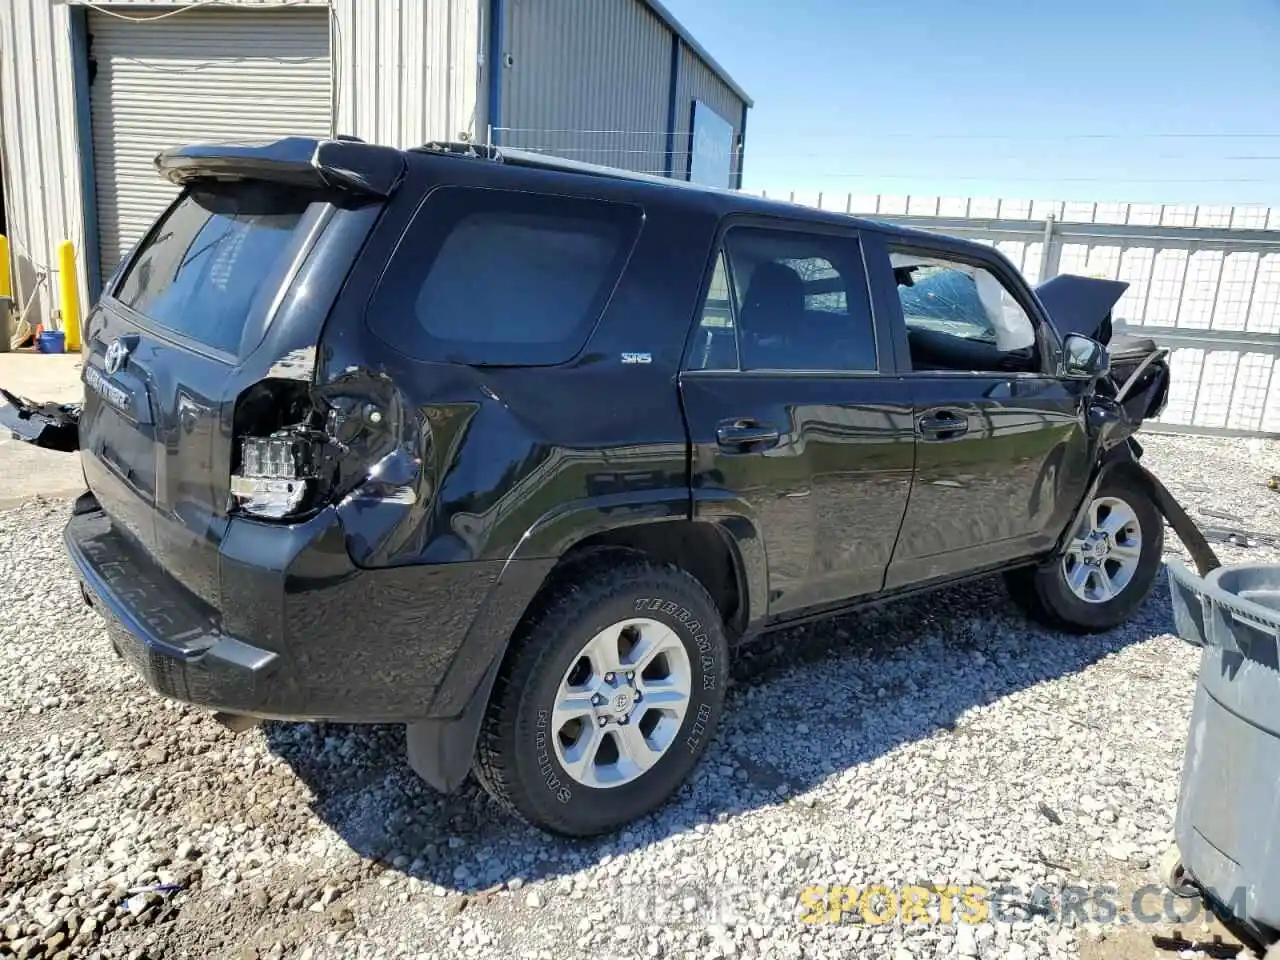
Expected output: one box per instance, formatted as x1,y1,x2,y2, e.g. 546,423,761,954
229,379,334,520
228,376,424,524
230,434,326,519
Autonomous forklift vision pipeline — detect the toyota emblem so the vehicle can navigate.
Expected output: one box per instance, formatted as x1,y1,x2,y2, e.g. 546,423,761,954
104,339,129,375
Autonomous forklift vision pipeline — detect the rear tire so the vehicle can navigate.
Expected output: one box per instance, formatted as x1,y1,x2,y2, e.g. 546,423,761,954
1159,844,1198,899
1007,472,1163,633
474,554,729,836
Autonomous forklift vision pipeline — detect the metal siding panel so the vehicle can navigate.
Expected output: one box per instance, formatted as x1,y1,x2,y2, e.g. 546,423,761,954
82,0,326,5
333,0,478,148
635,0,750,106
674,43,745,182
332,0,358,137
1,0,478,329
502,0,669,175
449,0,480,141
0,0,85,328
87,8,332,280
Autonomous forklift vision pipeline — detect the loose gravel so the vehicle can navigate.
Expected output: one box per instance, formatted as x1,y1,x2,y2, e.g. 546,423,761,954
1,433,1278,960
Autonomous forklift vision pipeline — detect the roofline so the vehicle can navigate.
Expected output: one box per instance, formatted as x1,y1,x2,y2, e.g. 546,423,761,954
639,0,754,108
410,142,1012,259
491,144,743,193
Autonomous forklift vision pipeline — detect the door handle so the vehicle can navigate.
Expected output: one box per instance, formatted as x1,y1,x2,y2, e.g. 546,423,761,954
716,418,780,450
917,412,969,441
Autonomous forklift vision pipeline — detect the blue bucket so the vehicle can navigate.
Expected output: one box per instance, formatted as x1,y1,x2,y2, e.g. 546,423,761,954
37,331,66,354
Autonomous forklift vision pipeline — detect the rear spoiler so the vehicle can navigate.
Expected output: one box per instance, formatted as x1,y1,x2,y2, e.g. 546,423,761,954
1035,274,1129,343
155,137,406,199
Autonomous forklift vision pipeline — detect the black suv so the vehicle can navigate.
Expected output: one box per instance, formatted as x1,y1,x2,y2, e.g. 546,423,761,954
3,137,1172,837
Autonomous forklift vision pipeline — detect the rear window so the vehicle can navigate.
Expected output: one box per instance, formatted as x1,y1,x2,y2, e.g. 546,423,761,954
112,182,325,356
368,186,642,366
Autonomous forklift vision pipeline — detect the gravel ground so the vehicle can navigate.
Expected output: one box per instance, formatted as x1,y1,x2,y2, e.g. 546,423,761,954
2,433,1278,960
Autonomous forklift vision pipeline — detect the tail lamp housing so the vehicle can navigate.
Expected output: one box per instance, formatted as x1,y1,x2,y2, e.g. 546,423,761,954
230,434,325,519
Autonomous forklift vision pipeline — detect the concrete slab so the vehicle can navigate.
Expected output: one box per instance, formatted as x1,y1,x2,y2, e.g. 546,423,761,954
0,351,86,509
0,351,85,402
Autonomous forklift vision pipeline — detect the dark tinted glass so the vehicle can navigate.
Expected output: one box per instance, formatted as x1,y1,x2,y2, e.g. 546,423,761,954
719,227,876,372
113,183,318,355
369,187,642,366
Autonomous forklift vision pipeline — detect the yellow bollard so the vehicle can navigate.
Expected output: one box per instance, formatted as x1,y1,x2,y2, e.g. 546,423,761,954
0,234,11,299
0,234,10,353
56,240,82,352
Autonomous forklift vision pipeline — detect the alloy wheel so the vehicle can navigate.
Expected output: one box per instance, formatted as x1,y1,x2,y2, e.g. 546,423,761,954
1062,495,1144,604
551,618,692,788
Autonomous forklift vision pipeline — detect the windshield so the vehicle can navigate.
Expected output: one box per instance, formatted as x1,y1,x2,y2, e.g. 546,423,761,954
897,265,998,343
111,181,328,356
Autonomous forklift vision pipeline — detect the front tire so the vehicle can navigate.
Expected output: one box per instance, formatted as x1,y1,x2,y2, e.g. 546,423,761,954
1007,472,1164,633
474,554,729,836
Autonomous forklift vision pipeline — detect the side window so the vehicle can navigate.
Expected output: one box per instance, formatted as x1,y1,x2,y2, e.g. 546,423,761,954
686,227,876,372
368,187,642,366
688,252,739,370
784,257,847,314
890,249,1039,373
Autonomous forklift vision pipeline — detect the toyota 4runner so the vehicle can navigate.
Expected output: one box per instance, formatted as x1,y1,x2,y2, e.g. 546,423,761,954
2,137,1173,836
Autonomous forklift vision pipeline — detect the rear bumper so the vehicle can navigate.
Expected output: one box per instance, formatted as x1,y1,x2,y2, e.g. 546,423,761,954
69,508,288,716
66,500,552,723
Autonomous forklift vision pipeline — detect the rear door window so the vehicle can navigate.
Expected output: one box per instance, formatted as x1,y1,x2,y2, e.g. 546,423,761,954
368,187,642,366
684,226,877,373
112,182,325,356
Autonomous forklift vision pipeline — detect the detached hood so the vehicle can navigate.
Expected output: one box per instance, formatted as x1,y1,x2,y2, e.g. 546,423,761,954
1035,274,1129,343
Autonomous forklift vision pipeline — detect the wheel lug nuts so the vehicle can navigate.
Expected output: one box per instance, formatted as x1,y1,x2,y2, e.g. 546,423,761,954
617,716,628,725
634,691,642,702
604,672,615,683
591,694,605,706
598,716,608,728
625,671,634,682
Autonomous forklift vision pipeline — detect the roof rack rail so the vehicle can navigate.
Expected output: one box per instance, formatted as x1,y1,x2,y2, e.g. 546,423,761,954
413,141,502,161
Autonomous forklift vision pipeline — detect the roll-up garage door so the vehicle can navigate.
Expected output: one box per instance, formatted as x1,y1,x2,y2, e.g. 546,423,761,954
88,8,332,283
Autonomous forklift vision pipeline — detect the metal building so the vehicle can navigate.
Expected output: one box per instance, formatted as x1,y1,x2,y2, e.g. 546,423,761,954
0,0,749,331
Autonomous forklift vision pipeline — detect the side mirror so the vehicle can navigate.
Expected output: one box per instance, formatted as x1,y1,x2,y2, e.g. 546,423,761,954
1061,333,1110,380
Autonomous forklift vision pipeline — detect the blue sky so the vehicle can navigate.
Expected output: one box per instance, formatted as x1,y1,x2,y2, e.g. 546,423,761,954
662,0,1280,206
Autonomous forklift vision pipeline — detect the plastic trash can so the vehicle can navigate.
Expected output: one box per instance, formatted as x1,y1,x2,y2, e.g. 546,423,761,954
1167,560,1280,950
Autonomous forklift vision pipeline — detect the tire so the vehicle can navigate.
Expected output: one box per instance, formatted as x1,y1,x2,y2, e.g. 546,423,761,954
474,553,729,836
1159,844,1198,898
1006,472,1164,633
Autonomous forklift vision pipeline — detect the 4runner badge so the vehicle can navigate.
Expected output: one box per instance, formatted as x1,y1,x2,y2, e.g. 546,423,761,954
104,339,130,375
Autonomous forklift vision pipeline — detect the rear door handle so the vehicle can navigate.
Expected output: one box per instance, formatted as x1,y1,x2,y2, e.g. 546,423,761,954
917,412,969,441
716,418,780,450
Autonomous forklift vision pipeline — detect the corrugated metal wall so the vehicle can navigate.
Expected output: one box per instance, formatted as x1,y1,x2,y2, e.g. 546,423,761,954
0,0,86,326
0,0,480,328
88,8,334,280
334,0,480,148
500,0,671,176
672,42,743,182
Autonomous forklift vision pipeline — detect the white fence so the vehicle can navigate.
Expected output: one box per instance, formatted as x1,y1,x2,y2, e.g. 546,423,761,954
752,192,1280,438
